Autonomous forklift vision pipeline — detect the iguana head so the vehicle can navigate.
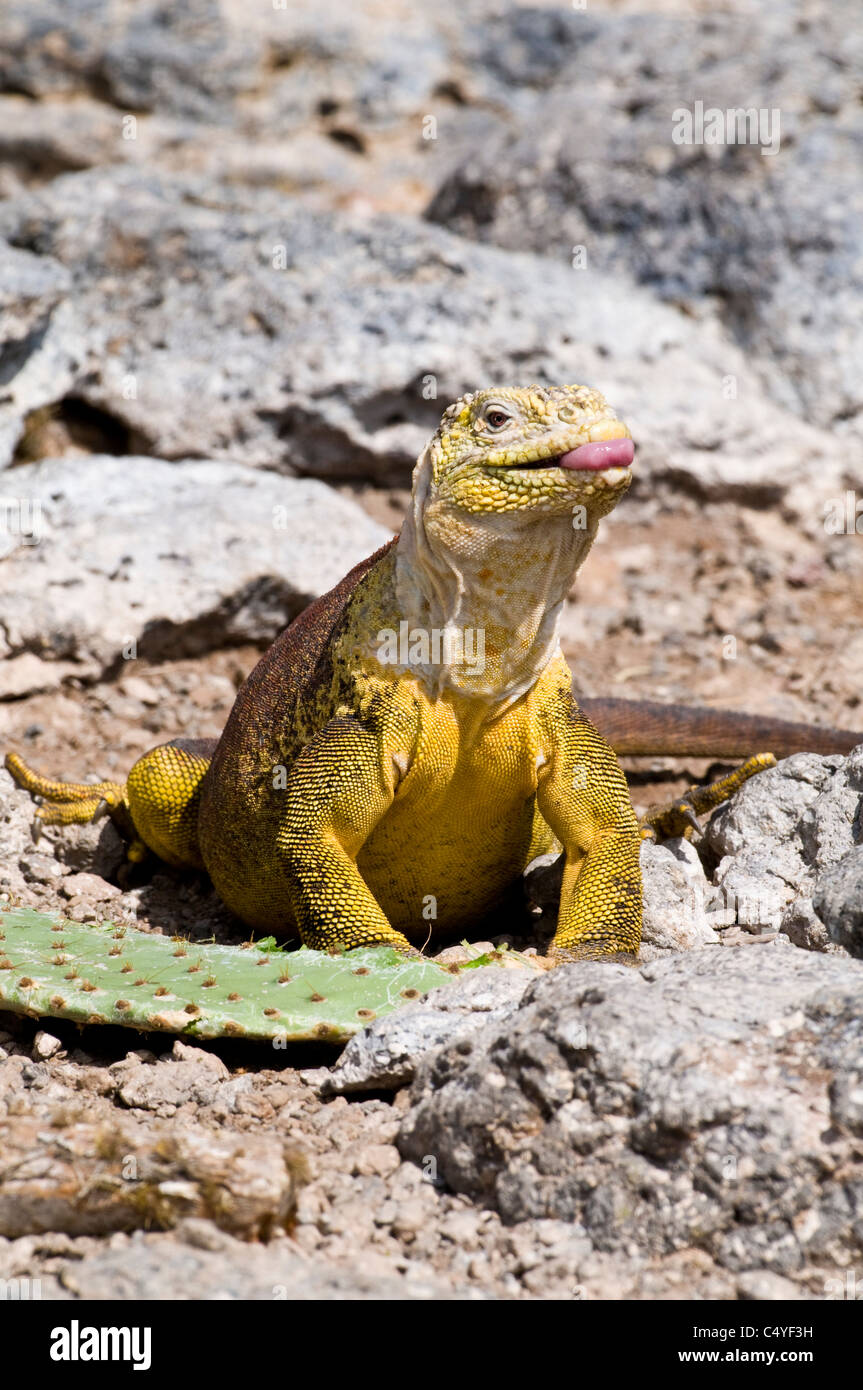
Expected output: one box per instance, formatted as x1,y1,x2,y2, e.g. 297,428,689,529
394,383,635,705
427,383,634,517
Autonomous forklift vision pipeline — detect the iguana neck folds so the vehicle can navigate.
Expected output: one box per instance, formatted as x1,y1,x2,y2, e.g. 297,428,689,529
395,441,600,706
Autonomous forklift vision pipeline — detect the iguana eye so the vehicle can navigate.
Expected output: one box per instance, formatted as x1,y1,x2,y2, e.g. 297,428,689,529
484,408,511,430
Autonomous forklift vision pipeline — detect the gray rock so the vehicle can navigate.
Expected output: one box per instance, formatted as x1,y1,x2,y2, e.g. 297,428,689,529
111,1041,236,1115
100,2,263,122
263,0,453,131
1,454,389,676
0,0,506,209
0,763,43,905
0,0,113,100
813,846,863,958
0,96,127,197
0,0,519,138
780,897,836,955
399,948,863,1276
460,7,595,96
324,970,533,1094
4,3,862,456
16,850,68,885
0,1106,302,1240
0,240,69,345
798,747,863,872
0,166,847,515
639,838,715,956
707,754,845,861
427,4,863,438
736,1270,808,1302
705,748,863,951
0,0,263,118
51,1230,491,1300
0,242,73,466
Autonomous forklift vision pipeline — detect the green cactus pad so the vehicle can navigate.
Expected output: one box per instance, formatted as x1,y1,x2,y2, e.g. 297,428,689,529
0,908,451,1042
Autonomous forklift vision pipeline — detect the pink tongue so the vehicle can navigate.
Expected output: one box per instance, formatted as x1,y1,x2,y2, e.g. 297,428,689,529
558,438,634,471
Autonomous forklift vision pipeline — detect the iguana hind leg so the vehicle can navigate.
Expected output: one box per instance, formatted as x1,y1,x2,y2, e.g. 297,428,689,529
5,738,214,870
125,738,215,869
638,753,776,842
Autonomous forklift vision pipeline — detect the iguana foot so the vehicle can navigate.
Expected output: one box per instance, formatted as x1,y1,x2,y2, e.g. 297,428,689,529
638,752,776,842
5,752,127,830
300,927,421,956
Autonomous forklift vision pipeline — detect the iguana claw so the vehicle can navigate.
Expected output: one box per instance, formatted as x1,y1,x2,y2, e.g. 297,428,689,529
638,753,777,842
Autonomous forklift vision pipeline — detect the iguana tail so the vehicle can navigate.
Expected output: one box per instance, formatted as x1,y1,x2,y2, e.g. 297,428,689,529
579,698,863,760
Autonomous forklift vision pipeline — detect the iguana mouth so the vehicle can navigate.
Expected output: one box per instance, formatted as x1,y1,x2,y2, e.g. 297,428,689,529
557,438,635,471
511,437,635,472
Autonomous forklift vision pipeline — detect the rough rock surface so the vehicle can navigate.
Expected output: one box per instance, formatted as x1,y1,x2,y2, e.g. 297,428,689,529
427,3,863,438
639,838,715,955
1,455,389,681
325,970,534,1095
705,747,863,953
0,167,851,516
44,1234,489,1302
0,1112,300,1242
0,1038,303,1240
400,948,863,1281
813,846,863,960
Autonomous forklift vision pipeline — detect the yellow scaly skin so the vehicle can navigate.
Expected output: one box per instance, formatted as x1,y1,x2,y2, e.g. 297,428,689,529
5,384,773,964
199,384,643,961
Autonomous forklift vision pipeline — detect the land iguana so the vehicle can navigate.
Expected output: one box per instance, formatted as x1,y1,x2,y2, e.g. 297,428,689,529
6,385,862,965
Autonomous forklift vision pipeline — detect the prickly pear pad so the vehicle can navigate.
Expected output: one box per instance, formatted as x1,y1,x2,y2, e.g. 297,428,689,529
0,909,450,1042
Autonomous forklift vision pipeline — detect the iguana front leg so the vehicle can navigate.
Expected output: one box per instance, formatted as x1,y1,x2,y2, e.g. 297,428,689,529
537,692,642,963
276,715,416,954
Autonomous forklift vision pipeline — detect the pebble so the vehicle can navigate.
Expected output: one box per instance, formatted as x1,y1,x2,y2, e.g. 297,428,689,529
32,1031,62,1061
